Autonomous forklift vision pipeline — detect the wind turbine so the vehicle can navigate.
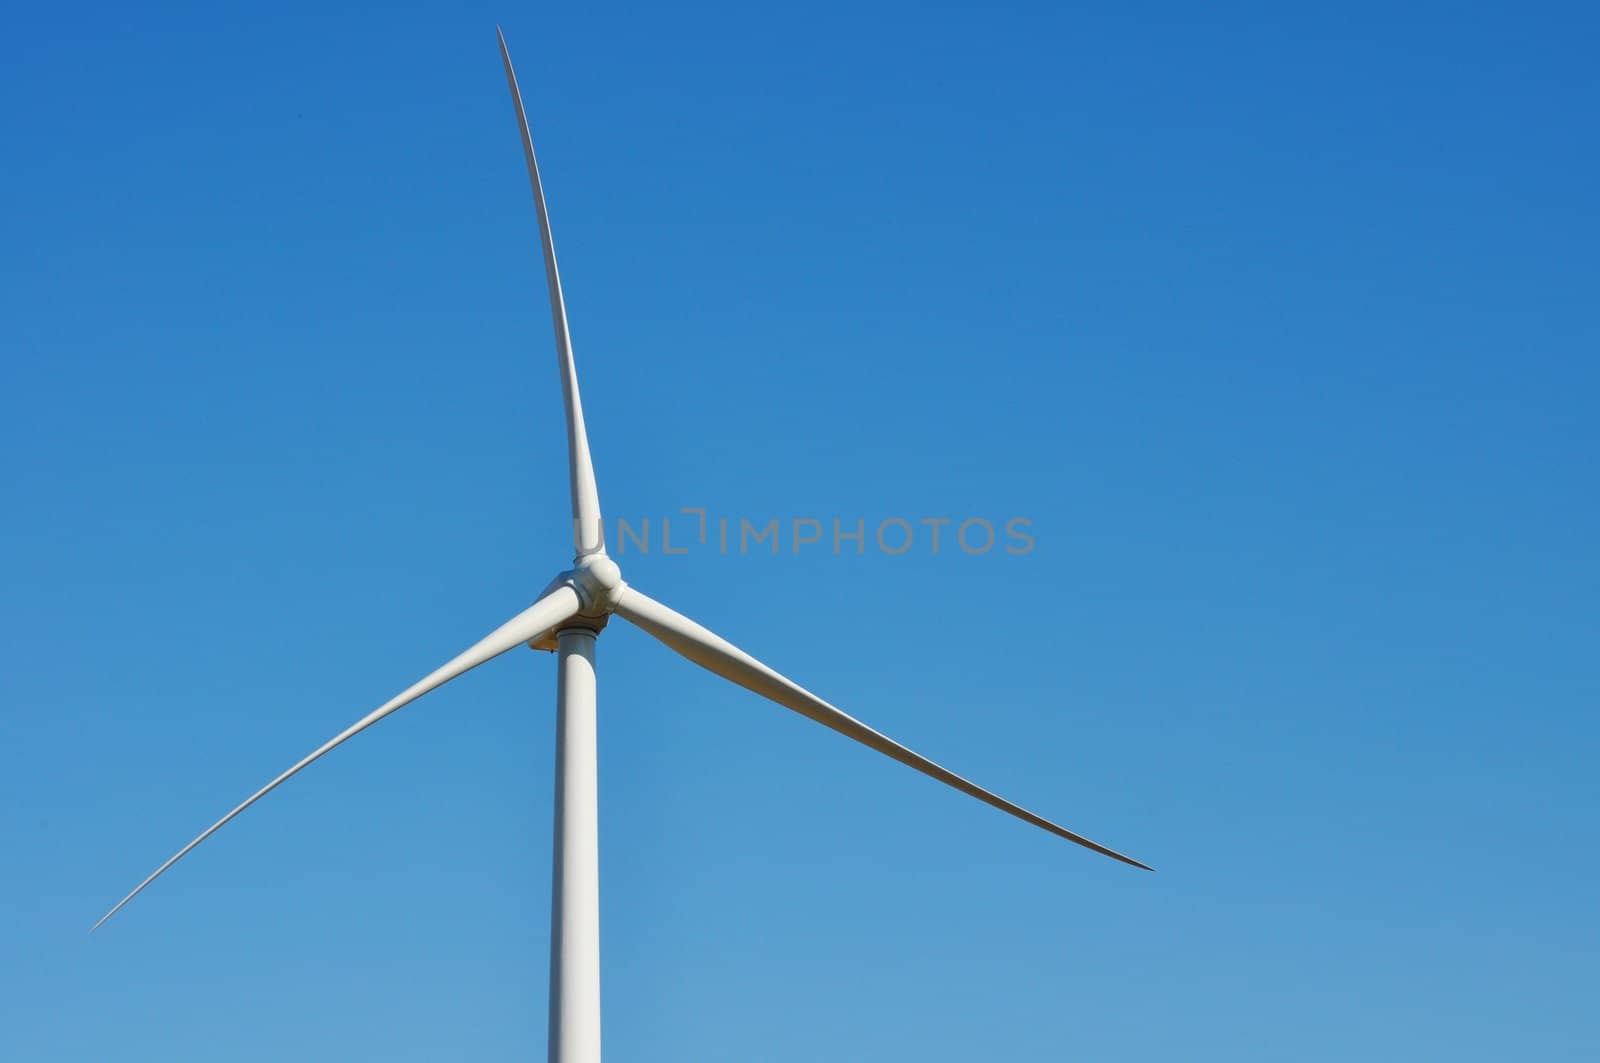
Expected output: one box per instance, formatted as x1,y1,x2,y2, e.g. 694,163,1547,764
94,28,1152,1063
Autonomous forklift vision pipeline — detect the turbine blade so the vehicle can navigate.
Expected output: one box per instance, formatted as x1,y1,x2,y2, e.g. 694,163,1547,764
613,587,1152,871
497,28,604,557
92,583,583,931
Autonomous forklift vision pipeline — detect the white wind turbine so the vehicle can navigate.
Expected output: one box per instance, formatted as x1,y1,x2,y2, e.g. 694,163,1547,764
94,28,1151,1063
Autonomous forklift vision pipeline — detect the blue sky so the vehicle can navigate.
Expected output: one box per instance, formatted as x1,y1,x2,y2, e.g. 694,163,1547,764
3,2,1597,1059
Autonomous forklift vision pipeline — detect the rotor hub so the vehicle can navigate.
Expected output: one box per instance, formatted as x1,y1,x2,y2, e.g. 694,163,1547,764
571,553,625,617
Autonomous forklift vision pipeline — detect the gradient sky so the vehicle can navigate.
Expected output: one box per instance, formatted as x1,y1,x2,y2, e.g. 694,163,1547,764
4,2,1597,1060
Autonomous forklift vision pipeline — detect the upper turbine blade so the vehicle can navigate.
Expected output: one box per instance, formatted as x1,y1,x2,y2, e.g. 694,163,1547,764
497,28,604,557
614,587,1151,871
92,583,583,931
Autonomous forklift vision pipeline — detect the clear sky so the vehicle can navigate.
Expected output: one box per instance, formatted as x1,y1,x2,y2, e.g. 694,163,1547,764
3,2,1597,1060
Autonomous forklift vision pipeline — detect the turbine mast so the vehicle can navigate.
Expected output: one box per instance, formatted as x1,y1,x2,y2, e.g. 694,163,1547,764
550,628,602,1063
